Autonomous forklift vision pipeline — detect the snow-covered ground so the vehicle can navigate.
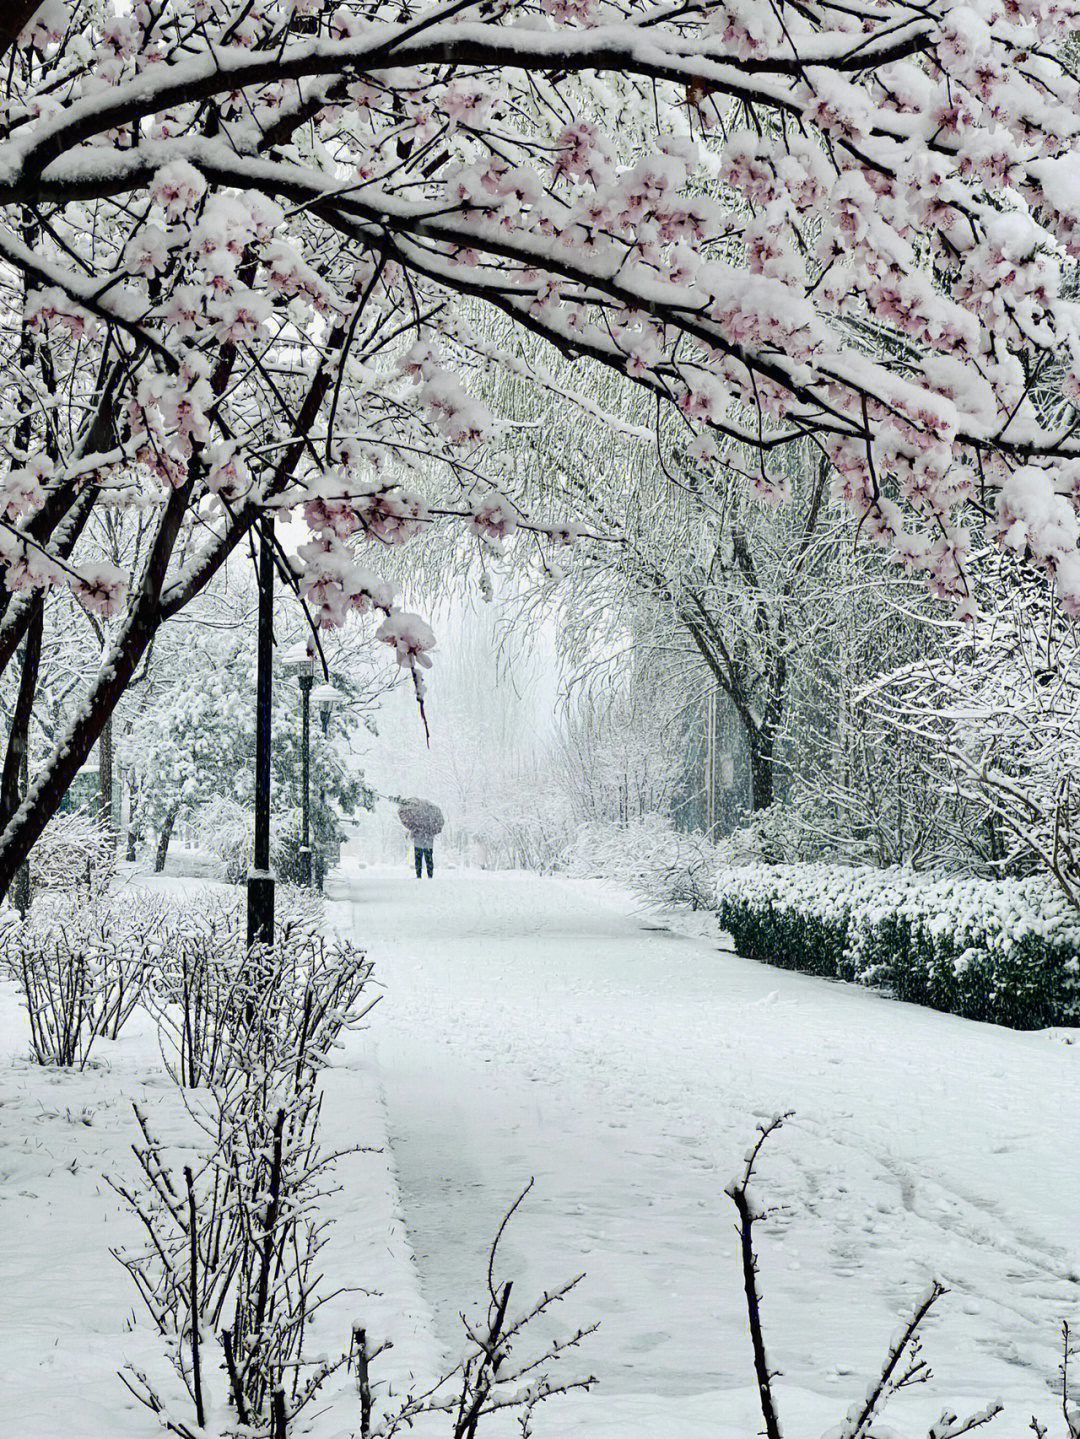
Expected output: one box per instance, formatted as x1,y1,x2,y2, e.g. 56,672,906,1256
328,862,1080,1439
3,861,1079,1439
0,871,438,1439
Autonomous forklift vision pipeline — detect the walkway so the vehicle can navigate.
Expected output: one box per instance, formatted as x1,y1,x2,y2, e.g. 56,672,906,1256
329,863,1080,1439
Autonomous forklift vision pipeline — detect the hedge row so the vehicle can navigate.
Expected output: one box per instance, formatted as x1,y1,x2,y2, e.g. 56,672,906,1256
715,864,1080,1029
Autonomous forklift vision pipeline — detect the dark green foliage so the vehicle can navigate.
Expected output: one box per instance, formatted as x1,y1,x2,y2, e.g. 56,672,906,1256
860,915,1077,1029
719,885,1079,1030
719,897,848,980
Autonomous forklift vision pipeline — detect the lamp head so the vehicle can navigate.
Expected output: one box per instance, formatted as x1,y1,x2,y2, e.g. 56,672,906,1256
280,641,316,678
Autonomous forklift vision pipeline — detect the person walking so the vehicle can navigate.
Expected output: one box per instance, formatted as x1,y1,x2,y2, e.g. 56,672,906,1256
398,797,444,878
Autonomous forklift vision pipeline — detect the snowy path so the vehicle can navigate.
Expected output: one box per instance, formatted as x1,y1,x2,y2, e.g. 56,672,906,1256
329,863,1080,1439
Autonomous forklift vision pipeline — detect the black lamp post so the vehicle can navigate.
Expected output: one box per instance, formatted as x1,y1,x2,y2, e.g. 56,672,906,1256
247,513,275,948
310,682,342,889
281,643,315,887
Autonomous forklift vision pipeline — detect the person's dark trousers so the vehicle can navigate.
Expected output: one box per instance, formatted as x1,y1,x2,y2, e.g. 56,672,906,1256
414,846,434,878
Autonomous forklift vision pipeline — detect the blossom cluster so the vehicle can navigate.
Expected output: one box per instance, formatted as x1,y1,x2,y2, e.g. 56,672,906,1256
5,0,1080,658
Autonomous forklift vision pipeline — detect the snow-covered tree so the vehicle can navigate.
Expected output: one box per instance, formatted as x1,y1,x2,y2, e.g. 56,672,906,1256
115,585,380,871
867,561,1080,900
5,0,1080,896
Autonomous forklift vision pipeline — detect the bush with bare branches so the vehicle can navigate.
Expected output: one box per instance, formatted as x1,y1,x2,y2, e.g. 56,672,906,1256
358,1181,597,1439
28,809,117,896
729,1115,1001,1439
147,897,361,1088
0,890,164,1066
109,925,377,1437
565,816,719,911
729,1114,1080,1439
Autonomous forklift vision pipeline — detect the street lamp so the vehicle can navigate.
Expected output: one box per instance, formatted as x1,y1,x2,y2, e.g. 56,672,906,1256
310,683,342,890
280,642,315,887
311,681,342,736
247,513,276,950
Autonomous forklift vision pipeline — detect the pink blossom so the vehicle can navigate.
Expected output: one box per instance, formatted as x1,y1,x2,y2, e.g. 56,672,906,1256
151,160,207,221
469,493,519,547
124,225,172,277
211,290,272,345
376,611,436,669
69,562,127,616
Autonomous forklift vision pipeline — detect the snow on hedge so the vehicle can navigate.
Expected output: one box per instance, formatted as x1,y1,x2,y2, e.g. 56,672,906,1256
716,864,1080,1029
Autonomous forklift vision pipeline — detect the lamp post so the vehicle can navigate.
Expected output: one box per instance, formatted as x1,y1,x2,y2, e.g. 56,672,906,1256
246,513,275,949
282,651,344,887
310,683,342,889
280,643,316,887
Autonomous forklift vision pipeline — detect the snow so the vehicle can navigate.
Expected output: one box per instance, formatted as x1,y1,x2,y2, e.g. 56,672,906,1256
0,873,438,1439
3,862,1080,1439
328,863,1080,1438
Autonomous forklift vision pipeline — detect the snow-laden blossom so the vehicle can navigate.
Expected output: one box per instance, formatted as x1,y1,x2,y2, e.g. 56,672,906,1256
468,492,518,550
211,290,272,345
1,454,52,520
125,224,172,276
997,467,1080,558
69,560,127,615
376,611,436,669
154,378,213,451
150,161,207,220
24,288,98,340
204,441,249,499
356,485,430,544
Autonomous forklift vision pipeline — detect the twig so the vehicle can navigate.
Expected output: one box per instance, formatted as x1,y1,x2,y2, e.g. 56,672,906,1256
355,1326,373,1438
724,1112,792,1439
222,1327,250,1426
184,1166,206,1431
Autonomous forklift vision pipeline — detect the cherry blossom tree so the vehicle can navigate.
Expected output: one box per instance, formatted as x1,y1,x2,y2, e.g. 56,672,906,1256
3,0,1080,897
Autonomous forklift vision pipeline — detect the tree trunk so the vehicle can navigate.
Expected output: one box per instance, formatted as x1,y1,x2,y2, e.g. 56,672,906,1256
0,479,194,901
748,682,784,814
154,802,181,873
125,785,140,862
0,601,43,829
0,2,44,63
749,738,775,812
98,714,115,831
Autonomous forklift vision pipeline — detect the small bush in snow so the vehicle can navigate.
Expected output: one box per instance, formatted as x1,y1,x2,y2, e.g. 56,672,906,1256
111,923,376,1436
730,1115,1004,1439
150,909,372,1089
565,816,719,910
359,1182,597,1439
29,808,117,895
193,796,325,888
1,892,162,1066
717,864,1080,1028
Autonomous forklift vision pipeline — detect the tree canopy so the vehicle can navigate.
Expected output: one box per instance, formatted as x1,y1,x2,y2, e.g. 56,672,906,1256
2,0,1080,892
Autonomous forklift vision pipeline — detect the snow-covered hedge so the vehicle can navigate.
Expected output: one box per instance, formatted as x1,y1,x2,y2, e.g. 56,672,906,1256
716,864,1080,1029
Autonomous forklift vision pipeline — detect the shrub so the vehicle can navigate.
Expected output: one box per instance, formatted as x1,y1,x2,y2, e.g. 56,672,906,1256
112,915,375,1436
193,797,332,887
564,816,719,910
150,907,372,1088
192,796,268,884
717,864,1080,1028
29,809,117,895
0,892,163,1066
